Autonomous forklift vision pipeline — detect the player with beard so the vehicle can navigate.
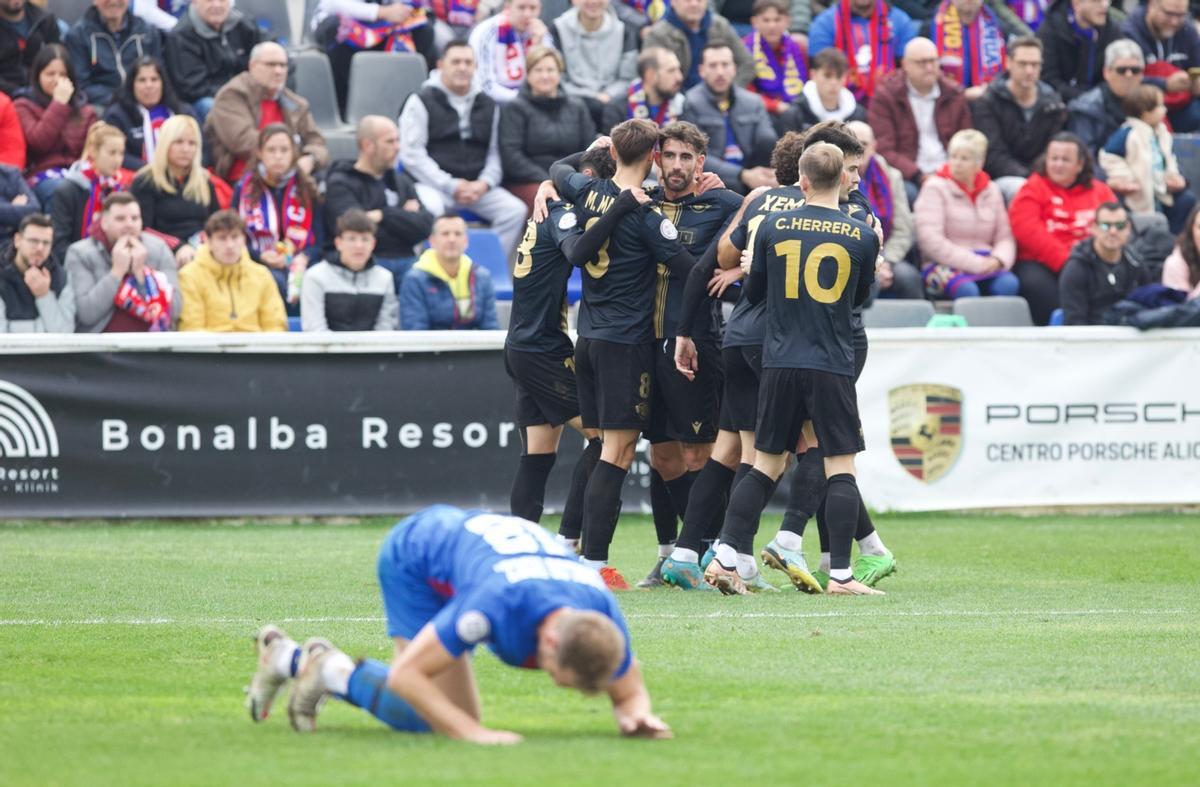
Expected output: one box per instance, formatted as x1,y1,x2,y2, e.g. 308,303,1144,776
506,149,617,549
635,121,743,588
706,142,880,596
545,119,700,590
660,131,807,591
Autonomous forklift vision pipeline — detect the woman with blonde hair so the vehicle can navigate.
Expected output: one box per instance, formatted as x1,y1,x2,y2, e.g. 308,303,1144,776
49,121,131,262
130,114,220,267
914,128,1019,300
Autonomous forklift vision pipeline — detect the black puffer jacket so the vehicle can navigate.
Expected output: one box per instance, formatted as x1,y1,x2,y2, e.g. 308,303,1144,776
165,6,263,104
130,171,220,246
1037,0,1124,103
0,3,60,97
971,77,1068,179
499,85,597,184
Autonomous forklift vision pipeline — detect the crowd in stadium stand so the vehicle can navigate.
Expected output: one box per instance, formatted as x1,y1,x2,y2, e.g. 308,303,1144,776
3,0,1200,333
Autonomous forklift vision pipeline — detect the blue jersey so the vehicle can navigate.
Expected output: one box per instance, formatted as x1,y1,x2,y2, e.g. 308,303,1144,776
378,505,633,675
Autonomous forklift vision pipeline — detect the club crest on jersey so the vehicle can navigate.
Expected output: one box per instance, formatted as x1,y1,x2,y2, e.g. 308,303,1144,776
888,384,963,484
659,218,678,240
455,610,491,644
558,211,578,230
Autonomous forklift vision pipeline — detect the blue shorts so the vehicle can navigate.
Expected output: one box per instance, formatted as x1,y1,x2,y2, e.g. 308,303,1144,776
376,519,451,640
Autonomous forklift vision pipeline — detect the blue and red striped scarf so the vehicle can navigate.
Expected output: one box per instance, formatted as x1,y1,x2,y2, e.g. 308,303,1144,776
860,156,893,240
834,0,895,101
78,163,129,240
1008,0,1048,30
745,31,808,103
430,0,478,27
139,105,172,162
336,6,429,53
237,167,313,259
933,0,1006,88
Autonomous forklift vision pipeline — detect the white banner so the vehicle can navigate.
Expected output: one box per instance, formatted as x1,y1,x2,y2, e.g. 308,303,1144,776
856,327,1200,511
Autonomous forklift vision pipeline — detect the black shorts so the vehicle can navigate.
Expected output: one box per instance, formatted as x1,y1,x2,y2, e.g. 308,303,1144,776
647,337,722,444
575,337,653,431
718,344,762,433
853,325,868,382
754,367,865,457
504,347,580,428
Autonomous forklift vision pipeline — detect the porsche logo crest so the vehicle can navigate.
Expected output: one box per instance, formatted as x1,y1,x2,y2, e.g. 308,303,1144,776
889,384,963,484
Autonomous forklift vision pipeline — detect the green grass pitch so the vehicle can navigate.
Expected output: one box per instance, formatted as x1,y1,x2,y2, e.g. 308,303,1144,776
2,513,1198,786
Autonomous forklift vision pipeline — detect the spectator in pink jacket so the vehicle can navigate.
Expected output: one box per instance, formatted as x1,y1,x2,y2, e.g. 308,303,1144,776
1162,204,1200,300
913,129,1019,299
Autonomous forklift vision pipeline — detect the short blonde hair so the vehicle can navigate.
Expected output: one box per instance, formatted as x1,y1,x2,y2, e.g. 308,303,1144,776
525,46,563,77
948,129,988,164
556,611,625,694
83,121,127,160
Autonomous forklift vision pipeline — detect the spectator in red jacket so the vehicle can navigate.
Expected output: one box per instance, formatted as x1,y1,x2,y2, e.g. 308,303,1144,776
866,36,973,204
0,91,26,170
13,43,98,206
1008,131,1116,324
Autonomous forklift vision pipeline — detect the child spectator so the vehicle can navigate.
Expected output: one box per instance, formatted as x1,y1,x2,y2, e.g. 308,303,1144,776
49,122,131,263
1099,84,1196,235
778,48,864,131
301,209,399,331
102,56,196,171
400,213,498,330
178,209,287,332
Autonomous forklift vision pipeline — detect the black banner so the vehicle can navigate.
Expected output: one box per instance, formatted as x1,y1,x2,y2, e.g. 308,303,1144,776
0,350,656,518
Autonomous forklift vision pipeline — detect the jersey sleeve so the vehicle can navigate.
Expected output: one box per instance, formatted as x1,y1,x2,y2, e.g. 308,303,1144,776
547,204,583,247
603,593,635,679
430,588,505,659
638,205,687,262
557,172,595,204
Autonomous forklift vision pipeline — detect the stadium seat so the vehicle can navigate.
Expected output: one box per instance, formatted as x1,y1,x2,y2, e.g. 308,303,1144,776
1173,134,1200,192
1049,308,1065,326
301,0,321,44
47,0,90,24
495,300,512,330
861,299,935,328
238,0,294,44
287,316,303,332
952,296,1034,327
566,267,583,304
344,52,428,125
467,229,513,301
290,51,357,160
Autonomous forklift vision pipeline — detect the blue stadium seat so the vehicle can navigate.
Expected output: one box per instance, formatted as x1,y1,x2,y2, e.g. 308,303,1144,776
566,267,583,305
288,316,303,332
467,229,512,301
1049,308,1065,326
47,0,90,24
237,0,293,43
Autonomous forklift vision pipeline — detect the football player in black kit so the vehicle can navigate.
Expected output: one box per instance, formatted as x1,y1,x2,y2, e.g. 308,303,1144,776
547,119,700,590
505,149,617,551
705,142,882,596
636,121,743,588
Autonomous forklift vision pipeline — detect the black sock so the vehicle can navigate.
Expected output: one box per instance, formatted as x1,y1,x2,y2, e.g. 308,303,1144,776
718,468,774,556
675,459,735,555
854,488,876,541
664,471,694,520
581,460,627,562
825,474,860,571
816,489,830,554
781,447,825,536
648,468,678,546
559,438,601,539
701,466,735,544
510,453,556,523
732,462,753,493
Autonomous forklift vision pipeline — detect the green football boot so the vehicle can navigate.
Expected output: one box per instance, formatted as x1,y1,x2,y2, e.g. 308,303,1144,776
854,551,897,587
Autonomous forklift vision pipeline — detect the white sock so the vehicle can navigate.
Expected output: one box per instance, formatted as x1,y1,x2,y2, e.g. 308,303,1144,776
658,541,675,558
830,567,852,581
858,531,887,556
581,558,606,570
670,547,699,563
320,650,355,695
735,553,758,580
556,535,579,550
272,639,299,679
714,542,737,569
774,530,802,551
819,552,831,572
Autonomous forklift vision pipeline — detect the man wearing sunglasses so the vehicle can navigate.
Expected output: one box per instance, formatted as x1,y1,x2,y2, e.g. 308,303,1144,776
1122,0,1200,131
1067,39,1147,153
1059,201,1154,325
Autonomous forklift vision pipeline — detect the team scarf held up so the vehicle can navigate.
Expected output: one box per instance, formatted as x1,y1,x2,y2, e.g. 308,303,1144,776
933,0,1006,88
139,105,172,162
1008,0,1048,30
835,0,895,101
746,31,808,102
336,4,429,53
622,0,669,22
114,268,174,331
430,0,479,28
237,166,314,259
859,157,893,240
627,79,678,125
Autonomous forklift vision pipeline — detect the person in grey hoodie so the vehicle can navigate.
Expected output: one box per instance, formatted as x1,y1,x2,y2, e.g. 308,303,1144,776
398,40,528,257
0,214,75,333
302,209,400,331
552,0,638,130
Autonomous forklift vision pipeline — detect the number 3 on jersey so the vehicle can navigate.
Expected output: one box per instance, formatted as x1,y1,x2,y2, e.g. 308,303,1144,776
583,216,611,279
513,221,537,279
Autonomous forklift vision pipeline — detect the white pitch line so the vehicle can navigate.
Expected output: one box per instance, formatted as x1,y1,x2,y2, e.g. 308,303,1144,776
0,609,1188,627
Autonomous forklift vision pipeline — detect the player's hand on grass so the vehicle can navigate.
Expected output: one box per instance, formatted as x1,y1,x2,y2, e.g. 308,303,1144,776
617,713,673,739
674,336,697,380
532,180,559,223
695,171,724,194
708,266,743,297
463,728,524,746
